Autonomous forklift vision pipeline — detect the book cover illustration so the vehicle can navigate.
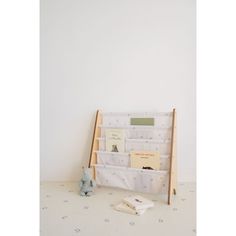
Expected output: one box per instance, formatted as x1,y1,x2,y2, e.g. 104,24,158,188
123,195,154,211
105,129,125,152
130,117,154,126
130,151,160,170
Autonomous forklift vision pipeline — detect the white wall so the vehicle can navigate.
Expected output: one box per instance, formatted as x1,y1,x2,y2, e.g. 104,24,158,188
40,0,196,182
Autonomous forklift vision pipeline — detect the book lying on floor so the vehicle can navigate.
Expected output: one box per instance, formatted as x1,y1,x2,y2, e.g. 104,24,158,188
114,202,146,216
114,195,154,216
123,195,154,211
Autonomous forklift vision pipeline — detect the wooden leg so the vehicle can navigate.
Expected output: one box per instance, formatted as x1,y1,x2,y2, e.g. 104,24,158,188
167,108,176,205
88,110,102,179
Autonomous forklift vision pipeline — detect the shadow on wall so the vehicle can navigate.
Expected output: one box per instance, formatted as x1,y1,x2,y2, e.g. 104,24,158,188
69,111,96,181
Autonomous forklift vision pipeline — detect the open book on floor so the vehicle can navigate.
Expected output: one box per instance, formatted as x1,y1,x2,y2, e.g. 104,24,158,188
114,202,146,216
114,195,154,215
123,195,154,211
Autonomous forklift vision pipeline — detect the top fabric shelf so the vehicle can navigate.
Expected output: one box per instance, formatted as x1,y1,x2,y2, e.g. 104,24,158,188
102,112,173,117
100,111,173,131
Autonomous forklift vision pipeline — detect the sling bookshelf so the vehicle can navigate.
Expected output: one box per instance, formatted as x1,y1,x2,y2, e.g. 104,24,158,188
88,109,177,205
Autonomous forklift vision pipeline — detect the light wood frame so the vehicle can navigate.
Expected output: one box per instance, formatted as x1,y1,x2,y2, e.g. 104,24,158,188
88,109,177,205
88,110,102,178
167,108,177,204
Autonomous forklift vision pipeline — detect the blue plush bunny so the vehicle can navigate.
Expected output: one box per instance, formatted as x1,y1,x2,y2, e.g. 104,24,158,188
79,167,96,196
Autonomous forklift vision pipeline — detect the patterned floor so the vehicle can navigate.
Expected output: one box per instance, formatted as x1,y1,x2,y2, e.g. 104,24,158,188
40,182,196,236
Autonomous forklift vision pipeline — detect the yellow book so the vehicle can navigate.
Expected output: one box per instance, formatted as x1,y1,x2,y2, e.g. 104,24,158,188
130,151,160,170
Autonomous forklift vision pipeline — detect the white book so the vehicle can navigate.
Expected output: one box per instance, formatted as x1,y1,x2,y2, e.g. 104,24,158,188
105,129,125,152
122,195,154,211
114,202,146,216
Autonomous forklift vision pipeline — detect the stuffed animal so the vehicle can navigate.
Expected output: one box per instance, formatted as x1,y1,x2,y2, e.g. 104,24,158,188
79,167,96,196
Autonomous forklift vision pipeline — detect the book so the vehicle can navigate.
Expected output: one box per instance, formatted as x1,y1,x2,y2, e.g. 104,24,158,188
130,151,160,170
105,129,125,152
114,202,146,216
123,195,154,211
130,117,154,126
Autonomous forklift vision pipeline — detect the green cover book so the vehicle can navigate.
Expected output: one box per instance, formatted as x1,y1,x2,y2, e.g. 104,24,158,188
130,118,154,126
